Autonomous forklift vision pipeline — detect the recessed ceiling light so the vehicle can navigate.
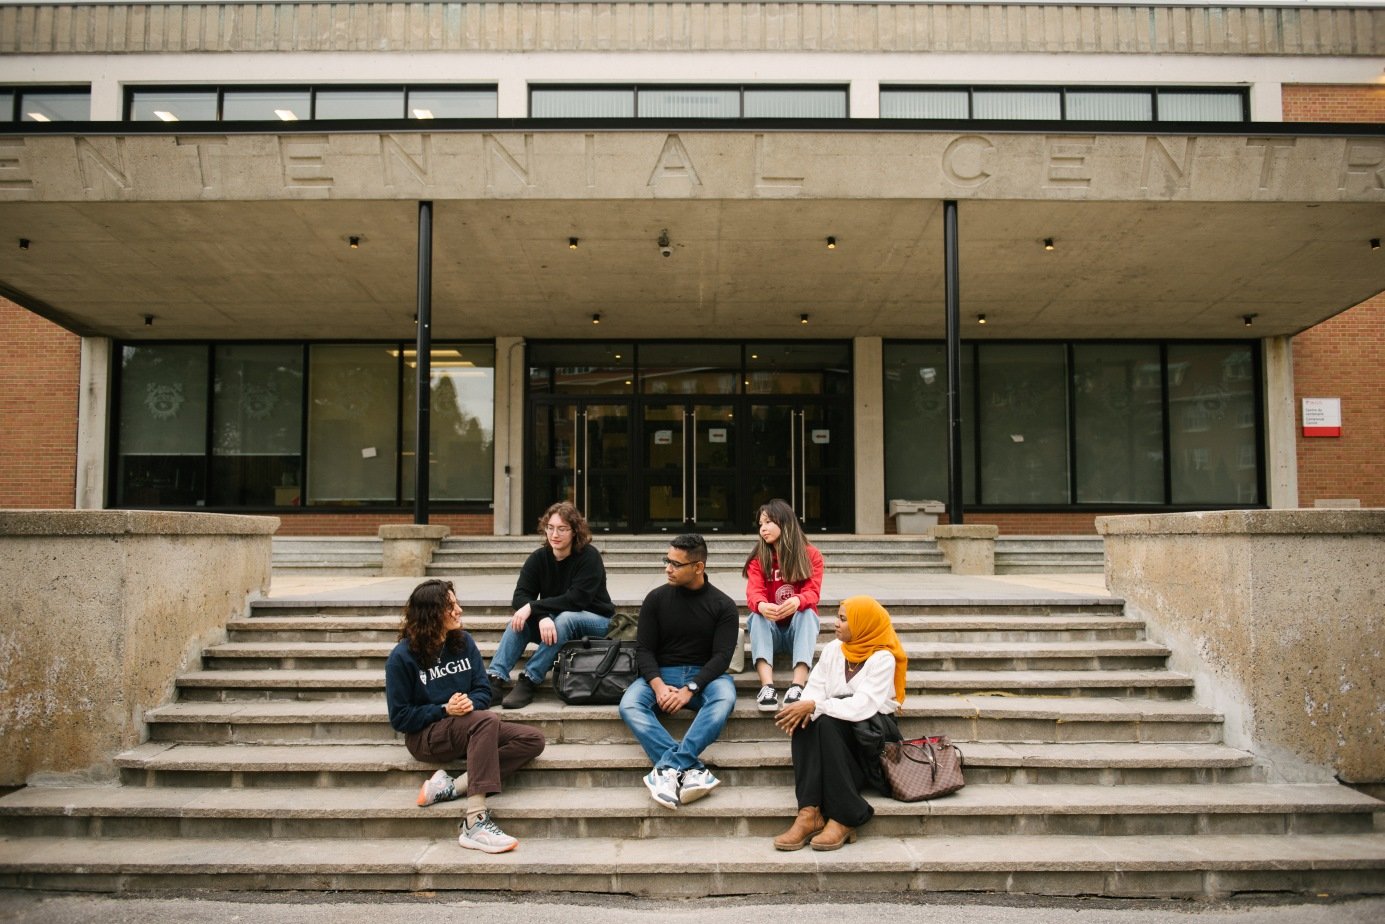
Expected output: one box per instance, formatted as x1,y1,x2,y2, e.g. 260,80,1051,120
26,113,50,122
153,110,179,122
274,109,298,121
411,108,435,119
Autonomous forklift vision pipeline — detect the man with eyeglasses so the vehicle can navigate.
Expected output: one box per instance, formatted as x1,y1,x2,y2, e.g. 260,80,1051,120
619,533,739,809
486,501,615,709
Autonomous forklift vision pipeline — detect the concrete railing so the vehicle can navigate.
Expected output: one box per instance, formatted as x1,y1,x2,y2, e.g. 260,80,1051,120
1098,509,1385,787
379,523,450,576
0,510,278,786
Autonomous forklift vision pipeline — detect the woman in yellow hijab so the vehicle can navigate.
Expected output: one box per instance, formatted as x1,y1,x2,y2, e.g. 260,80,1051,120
771,595,907,851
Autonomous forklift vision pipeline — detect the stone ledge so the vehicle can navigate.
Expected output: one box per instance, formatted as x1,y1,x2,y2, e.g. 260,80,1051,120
933,525,1000,540
378,524,450,540
1096,509,1385,536
0,509,279,537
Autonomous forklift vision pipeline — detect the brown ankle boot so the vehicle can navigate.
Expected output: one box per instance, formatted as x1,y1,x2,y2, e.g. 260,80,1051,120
773,806,825,851
809,819,857,851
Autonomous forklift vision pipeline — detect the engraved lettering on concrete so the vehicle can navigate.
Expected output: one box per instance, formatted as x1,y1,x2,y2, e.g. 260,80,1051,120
647,134,703,189
1246,138,1295,192
0,139,34,197
585,134,596,188
942,136,994,188
1044,136,1094,195
381,134,432,188
279,136,334,192
176,136,228,192
1338,141,1385,195
75,137,131,196
753,134,804,198
1141,137,1197,196
484,134,535,190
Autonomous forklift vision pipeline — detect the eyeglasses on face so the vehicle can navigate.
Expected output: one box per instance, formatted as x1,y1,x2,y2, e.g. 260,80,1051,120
545,524,573,534
662,557,698,569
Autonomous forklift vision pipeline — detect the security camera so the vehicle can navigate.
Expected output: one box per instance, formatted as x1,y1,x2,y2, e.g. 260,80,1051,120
660,245,672,258
657,229,671,258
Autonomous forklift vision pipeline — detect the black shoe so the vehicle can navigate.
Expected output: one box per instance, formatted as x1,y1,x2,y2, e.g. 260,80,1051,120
502,674,538,709
487,674,507,707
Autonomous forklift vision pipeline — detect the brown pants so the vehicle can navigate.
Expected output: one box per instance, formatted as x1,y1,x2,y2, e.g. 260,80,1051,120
404,710,545,796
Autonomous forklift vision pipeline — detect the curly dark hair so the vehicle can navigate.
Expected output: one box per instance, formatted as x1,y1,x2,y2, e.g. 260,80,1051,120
399,578,462,668
537,501,593,555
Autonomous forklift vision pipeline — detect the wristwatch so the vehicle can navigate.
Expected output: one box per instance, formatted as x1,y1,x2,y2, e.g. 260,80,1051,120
685,681,700,693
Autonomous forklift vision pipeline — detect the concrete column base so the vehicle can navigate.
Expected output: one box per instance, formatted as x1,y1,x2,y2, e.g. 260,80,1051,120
379,524,450,576
932,524,998,574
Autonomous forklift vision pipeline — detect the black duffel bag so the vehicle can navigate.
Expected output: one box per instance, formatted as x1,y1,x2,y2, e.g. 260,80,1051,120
553,636,639,705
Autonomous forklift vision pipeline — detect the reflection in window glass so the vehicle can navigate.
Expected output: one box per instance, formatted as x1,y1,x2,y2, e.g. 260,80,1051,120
210,345,303,507
1066,91,1152,121
529,342,635,395
882,343,975,506
880,89,968,119
641,343,741,396
116,345,209,506
307,345,399,504
638,88,739,118
223,89,311,121
978,344,1068,504
1072,344,1163,503
1158,91,1244,122
1168,344,1258,503
315,89,404,120
20,91,90,122
0,91,15,122
531,89,634,118
401,345,496,503
129,90,218,122
743,88,846,118
973,90,1061,120
407,88,497,119
745,343,850,395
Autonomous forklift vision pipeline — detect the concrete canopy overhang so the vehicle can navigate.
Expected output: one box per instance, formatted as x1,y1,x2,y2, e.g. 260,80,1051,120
1,125,1382,342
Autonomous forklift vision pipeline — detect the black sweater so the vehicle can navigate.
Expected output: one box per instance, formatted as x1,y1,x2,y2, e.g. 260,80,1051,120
634,580,739,691
511,543,615,619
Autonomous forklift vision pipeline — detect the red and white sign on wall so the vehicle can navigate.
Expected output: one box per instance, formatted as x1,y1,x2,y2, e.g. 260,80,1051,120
1302,397,1342,438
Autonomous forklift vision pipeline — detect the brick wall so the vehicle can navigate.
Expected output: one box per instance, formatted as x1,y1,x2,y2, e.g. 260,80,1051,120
0,298,79,508
1283,85,1385,509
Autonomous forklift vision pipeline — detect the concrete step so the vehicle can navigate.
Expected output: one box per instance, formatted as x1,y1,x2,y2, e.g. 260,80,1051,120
247,599,1127,619
176,668,1195,702
111,741,1263,788
2,783,1376,840
3,832,1383,896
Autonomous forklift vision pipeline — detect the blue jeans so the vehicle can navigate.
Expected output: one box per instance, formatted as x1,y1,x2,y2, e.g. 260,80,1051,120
618,667,736,772
487,610,612,684
748,608,820,671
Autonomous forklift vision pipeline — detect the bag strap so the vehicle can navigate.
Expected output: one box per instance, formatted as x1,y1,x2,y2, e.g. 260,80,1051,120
593,639,626,677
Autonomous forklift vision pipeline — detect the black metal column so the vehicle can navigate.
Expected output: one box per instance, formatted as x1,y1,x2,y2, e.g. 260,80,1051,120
413,200,434,525
943,200,964,525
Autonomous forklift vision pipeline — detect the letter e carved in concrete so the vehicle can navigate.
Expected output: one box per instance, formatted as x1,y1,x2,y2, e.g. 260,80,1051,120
1044,136,1095,197
279,135,333,194
0,139,34,197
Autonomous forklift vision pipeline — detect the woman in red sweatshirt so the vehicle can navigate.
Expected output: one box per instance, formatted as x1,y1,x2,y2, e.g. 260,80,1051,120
743,498,824,712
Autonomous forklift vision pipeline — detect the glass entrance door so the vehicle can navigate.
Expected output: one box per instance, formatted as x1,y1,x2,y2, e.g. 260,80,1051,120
746,400,851,532
641,402,738,533
528,400,632,532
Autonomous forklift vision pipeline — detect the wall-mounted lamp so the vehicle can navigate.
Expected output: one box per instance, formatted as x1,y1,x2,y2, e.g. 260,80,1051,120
18,238,30,251
826,236,837,250
1243,313,1257,327
569,237,579,250
1043,238,1055,252
800,313,809,325
592,313,601,325
977,314,987,325
1372,238,1381,251
348,236,360,249
143,314,154,327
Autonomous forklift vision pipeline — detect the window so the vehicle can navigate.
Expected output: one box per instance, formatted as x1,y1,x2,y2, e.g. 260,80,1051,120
314,88,405,120
401,345,496,504
1072,344,1164,503
126,85,497,122
3,88,91,122
1168,343,1259,504
223,89,313,122
116,345,209,506
977,344,1069,504
530,85,847,119
881,85,1247,123
210,345,304,507
1158,90,1246,122
882,343,975,505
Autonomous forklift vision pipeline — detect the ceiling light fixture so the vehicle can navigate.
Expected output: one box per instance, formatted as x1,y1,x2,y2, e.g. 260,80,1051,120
143,314,154,326
826,236,837,250
411,108,435,120
569,237,579,250
153,110,179,123
977,314,987,325
1043,238,1055,251
800,314,809,325
349,236,360,249
18,238,29,251
1243,313,1257,327
592,313,601,325
274,109,298,122
1372,238,1381,251
26,113,50,123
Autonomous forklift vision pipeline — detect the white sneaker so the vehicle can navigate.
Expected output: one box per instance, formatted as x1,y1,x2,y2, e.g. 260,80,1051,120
756,684,779,712
644,767,681,809
457,810,518,853
678,767,720,805
783,684,805,706
416,768,457,807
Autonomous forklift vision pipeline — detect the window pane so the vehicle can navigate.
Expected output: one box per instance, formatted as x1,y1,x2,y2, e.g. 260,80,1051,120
307,345,398,505
973,90,1061,120
401,345,496,503
129,90,218,122
531,89,634,118
407,88,497,119
20,91,90,122
638,88,739,118
641,343,741,396
1065,91,1152,122
743,88,846,118
315,89,404,120
223,89,311,122
210,345,303,507
116,345,208,506
978,344,1068,503
1158,91,1244,122
883,343,975,506
1168,344,1259,504
745,343,851,396
879,89,968,119
529,342,635,395
1072,344,1164,503
0,91,15,122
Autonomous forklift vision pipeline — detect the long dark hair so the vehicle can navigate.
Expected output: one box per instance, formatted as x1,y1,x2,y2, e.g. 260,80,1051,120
742,498,813,583
537,501,593,555
399,578,461,668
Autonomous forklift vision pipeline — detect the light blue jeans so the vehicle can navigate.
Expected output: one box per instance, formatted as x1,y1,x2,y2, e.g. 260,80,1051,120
748,608,820,671
487,610,612,685
618,667,736,772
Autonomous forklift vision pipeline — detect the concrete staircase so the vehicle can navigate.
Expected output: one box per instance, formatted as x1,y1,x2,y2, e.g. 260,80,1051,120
1,590,1383,896
272,537,382,576
995,536,1105,574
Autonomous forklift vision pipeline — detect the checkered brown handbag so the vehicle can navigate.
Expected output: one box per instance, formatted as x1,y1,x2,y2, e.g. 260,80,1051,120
880,735,966,801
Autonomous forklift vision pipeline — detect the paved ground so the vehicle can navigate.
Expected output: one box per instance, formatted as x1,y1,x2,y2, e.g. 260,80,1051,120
2,891,1383,924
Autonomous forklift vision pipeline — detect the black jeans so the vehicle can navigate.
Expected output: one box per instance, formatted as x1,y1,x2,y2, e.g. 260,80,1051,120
790,714,875,828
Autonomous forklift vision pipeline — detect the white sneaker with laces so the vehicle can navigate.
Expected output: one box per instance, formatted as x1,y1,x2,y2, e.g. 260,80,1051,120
756,684,779,712
416,768,456,807
783,684,805,706
457,810,518,853
644,767,681,809
677,767,720,804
